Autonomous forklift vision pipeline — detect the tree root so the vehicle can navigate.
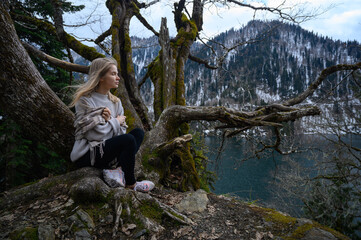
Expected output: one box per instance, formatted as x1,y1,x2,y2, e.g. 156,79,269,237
112,200,123,237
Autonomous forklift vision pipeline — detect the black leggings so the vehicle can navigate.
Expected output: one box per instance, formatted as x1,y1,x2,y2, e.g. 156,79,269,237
75,128,144,186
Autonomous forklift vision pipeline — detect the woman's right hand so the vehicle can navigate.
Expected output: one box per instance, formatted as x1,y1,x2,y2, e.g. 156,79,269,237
102,107,111,122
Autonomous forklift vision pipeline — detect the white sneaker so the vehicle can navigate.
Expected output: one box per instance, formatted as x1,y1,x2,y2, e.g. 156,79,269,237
134,180,155,193
103,167,125,188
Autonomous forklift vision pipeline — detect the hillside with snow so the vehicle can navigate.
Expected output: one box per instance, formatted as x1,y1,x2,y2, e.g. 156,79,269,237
130,20,360,131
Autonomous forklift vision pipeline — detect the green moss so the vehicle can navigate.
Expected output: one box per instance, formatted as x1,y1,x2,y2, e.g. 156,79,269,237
123,108,136,131
179,122,189,135
264,208,297,225
317,225,350,240
65,34,104,60
147,54,164,119
284,222,349,240
285,223,314,240
139,200,163,223
10,227,38,240
124,32,134,74
169,210,185,221
40,181,58,193
131,2,140,14
174,144,201,191
141,148,159,173
19,179,40,188
252,206,297,238
80,203,109,225
171,14,198,48
112,53,121,68
253,206,349,240
112,11,121,28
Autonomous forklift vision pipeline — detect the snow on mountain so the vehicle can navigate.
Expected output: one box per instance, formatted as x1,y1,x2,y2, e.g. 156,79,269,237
131,20,361,129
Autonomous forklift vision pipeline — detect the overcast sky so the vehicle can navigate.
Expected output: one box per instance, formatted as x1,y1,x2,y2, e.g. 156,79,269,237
65,0,361,45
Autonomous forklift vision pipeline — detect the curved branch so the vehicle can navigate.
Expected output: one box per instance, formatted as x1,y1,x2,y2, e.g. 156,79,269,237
134,11,159,36
133,0,160,9
11,12,104,61
94,27,111,44
188,54,217,69
94,28,112,54
138,71,149,89
158,105,320,131
226,0,320,23
22,41,89,73
284,62,361,106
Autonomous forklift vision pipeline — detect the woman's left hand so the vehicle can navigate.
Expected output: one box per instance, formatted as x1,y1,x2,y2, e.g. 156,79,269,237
116,115,127,126
102,107,111,122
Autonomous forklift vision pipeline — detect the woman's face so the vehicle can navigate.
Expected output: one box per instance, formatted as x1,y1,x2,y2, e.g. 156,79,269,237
98,64,120,91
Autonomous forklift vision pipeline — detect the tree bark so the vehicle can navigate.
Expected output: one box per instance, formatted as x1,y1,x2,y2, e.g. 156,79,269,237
107,0,152,131
0,7,75,159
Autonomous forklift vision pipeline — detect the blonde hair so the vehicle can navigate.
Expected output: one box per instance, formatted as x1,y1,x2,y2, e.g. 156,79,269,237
69,57,120,107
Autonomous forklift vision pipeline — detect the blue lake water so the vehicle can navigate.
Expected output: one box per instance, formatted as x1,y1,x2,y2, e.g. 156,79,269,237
205,134,361,207
205,135,286,202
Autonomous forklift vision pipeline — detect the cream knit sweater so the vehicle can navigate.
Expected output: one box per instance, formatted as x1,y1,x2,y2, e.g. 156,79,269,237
70,92,127,165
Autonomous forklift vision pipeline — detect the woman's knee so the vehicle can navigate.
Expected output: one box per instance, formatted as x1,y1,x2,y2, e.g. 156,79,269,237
130,128,144,141
124,133,137,148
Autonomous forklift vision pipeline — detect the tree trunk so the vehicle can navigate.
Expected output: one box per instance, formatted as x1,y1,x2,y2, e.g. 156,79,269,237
107,0,152,131
0,6,74,159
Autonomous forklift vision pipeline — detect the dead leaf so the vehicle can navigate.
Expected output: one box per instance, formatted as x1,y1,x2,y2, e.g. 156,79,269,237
0,214,14,221
127,224,136,230
225,220,234,226
199,232,208,239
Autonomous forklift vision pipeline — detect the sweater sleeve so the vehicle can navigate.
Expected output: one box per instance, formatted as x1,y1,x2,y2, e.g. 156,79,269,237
76,96,119,141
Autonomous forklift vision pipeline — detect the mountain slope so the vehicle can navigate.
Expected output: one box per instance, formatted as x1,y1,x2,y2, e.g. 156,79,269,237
132,20,360,128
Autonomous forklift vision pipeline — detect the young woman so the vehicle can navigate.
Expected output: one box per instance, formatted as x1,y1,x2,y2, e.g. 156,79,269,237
69,57,153,192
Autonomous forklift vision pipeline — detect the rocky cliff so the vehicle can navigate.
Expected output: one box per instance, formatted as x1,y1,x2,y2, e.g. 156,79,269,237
0,167,350,240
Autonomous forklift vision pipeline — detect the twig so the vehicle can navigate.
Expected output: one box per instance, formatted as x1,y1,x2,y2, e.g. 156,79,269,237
112,200,123,237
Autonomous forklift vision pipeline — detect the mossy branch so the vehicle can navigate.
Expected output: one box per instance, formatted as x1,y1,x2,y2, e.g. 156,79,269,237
11,13,104,61
157,105,320,132
22,41,89,73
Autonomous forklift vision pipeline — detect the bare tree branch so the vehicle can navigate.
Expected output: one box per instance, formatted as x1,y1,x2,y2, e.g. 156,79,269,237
284,63,361,106
138,71,149,89
198,21,280,68
22,41,89,74
94,27,111,44
188,54,217,69
134,11,159,36
94,28,112,54
134,0,160,9
226,0,322,23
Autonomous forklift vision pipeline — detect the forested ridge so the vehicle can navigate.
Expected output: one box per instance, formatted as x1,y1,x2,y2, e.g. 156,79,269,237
132,20,360,109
